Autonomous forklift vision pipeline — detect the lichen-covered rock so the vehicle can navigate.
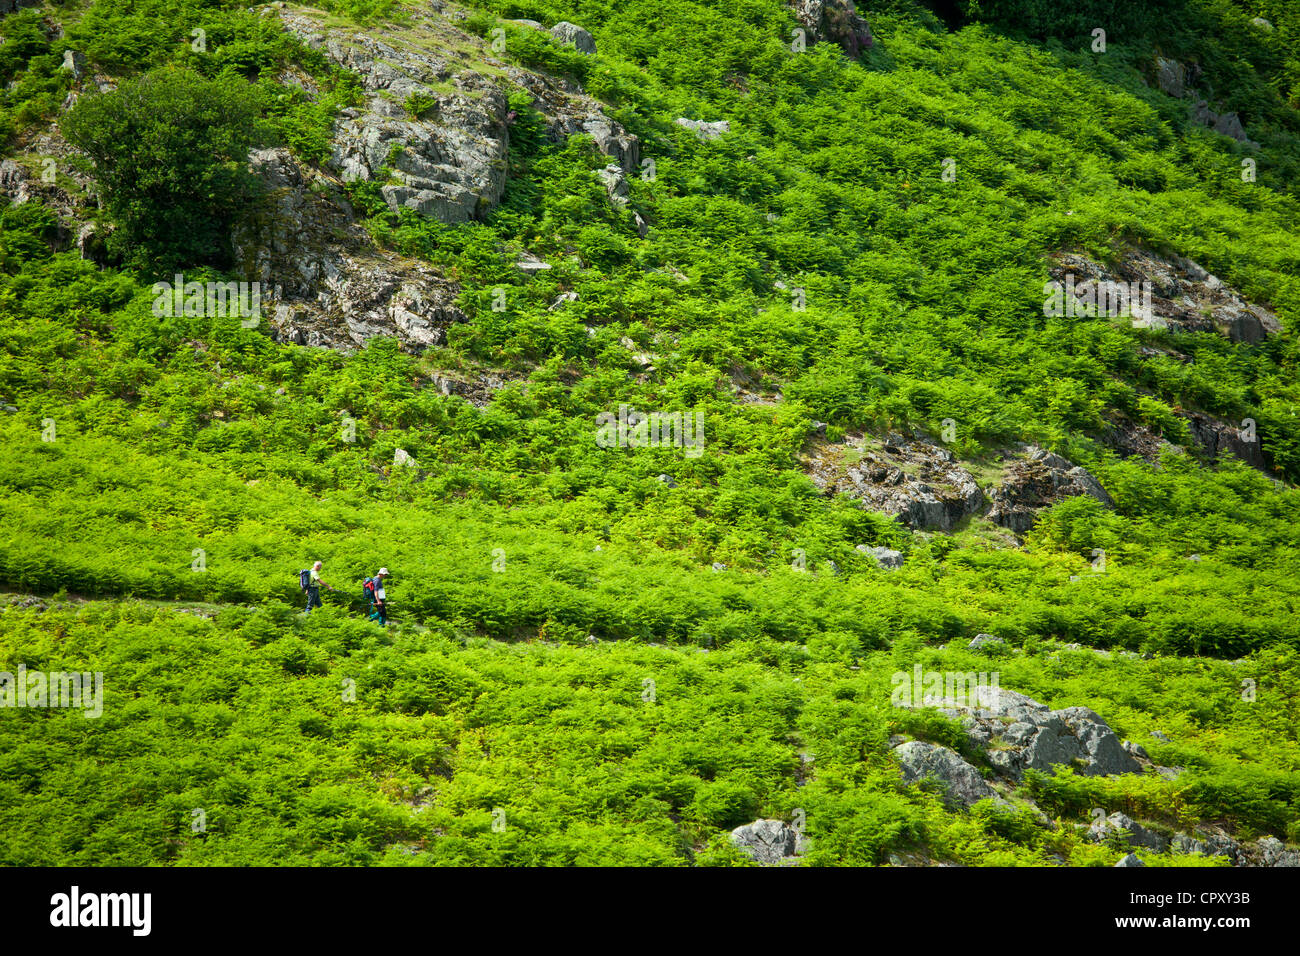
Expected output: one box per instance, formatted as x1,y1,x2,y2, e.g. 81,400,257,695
893,741,999,809
730,819,800,864
550,21,596,54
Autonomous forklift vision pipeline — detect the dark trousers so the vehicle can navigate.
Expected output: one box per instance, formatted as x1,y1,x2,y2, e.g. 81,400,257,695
305,586,321,612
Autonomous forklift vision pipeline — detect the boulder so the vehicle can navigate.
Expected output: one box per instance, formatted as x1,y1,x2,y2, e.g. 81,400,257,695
1191,99,1258,147
968,633,1003,650
597,164,631,206
550,21,596,54
893,741,999,809
730,819,799,864
393,448,418,469
1114,853,1145,867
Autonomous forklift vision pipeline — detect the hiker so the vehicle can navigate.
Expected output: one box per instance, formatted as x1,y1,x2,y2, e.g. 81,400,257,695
304,560,331,613
364,567,390,624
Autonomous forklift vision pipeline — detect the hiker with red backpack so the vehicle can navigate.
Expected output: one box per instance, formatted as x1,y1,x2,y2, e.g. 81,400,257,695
363,568,390,624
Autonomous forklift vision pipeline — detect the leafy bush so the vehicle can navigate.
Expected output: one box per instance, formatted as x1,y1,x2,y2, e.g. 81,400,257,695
62,68,271,270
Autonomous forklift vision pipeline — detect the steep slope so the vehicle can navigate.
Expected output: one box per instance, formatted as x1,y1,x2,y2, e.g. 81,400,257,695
0,0,1298,866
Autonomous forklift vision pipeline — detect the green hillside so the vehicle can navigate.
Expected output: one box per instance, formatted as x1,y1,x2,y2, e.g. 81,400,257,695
1,0,1298,866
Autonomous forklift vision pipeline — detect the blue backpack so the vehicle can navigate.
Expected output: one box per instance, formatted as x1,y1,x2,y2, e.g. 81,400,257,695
299,569,312,591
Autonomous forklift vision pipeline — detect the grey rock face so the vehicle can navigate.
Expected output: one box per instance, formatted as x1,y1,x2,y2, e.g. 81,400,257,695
1183,412,1268,470
232,148,465,352
288,23,510,224
987,446,1112,534
968,633,1003,650
893,741,999,809
550,21,596,54
807,434,983,531
1115,853,1145,867
730,819,799,864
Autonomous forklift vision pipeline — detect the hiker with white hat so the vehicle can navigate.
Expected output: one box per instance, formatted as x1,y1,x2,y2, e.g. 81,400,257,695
363,567,391,624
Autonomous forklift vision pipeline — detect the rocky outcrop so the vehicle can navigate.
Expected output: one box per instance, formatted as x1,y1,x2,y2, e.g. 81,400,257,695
231,148,466,352
1098,414,1181,466
1191,99,1257,147
0,1,43,14
792,0,873,58
893,741,999,809
932,687,1141,782
730,819,802,865
987,447,1113,534
1049,248,1281,343
806,433,983,531
1183,412,1268,471
278,12,511,224
890,686,1300,866
1144,55,1257,146
1088,811,1170,852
